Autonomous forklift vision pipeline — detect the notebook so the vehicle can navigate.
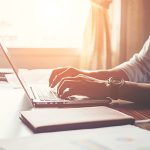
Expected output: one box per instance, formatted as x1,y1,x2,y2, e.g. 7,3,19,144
20,106,135,133
0,40,111,107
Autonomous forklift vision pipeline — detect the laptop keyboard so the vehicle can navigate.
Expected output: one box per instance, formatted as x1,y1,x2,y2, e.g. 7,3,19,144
31,85,58,101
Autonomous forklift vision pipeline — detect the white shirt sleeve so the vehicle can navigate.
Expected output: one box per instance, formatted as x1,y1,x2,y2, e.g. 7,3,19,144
115,36,150,83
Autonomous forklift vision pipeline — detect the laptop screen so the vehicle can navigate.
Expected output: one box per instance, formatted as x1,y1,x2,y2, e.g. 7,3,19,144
0,40,34,100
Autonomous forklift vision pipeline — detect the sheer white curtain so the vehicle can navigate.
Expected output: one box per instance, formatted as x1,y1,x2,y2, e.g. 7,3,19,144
80,0,113,70
80,0,149,70
81,0,111,69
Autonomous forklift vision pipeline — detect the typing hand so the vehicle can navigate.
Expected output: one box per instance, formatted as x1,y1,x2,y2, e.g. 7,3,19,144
56,74,109,99
49,67,87,88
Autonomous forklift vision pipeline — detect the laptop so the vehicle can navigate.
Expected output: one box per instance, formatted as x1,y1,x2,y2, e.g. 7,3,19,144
0,40,111,107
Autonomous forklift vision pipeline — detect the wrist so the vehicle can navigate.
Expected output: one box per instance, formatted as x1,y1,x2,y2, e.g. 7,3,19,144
88,70,111,80
106,77,125,100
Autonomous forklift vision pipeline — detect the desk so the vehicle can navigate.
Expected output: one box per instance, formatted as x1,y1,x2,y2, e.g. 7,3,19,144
107,99,150,120
0,87,33,139
111,101,150,130
0,70,150,139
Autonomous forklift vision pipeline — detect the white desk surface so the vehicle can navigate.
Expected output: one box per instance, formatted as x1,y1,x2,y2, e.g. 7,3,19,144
0,69,51,139
0,86,33,139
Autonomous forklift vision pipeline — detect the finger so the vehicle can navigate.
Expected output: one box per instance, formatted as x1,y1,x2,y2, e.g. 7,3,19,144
60,88,77,99
57,79,79,97
57,76,78,91
51,67,77,88
57,75,88,95
49,67,68,86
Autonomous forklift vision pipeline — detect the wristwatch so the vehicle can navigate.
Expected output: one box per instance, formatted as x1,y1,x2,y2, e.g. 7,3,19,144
107,77,125,100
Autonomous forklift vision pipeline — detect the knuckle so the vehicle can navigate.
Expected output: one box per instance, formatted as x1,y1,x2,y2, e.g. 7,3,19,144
68,67,75,72
78,74,83,77
59,77,67,86
55,74,61,79
60,77,66,82
76,74,83,79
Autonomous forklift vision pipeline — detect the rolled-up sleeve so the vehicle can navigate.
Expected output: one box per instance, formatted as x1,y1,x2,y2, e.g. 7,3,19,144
115,36,150,83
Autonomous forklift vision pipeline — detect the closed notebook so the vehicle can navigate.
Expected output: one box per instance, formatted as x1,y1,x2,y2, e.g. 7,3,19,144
20,106,135,133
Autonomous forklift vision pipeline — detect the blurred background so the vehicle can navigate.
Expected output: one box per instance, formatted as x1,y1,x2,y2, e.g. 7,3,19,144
0,0,150,70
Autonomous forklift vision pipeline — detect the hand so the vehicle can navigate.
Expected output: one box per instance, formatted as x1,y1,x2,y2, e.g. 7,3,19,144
57,74,110,99
49,67,88,88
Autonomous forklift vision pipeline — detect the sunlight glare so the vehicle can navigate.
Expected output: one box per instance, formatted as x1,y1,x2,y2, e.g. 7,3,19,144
0,0,91,48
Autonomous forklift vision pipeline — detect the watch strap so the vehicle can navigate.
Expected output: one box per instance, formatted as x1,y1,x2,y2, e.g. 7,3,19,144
107,77,125,100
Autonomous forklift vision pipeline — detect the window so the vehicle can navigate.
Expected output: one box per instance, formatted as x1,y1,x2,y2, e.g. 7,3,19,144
0,0,90,48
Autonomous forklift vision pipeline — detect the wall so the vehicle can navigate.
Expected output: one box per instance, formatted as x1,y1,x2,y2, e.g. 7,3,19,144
0,48,80,69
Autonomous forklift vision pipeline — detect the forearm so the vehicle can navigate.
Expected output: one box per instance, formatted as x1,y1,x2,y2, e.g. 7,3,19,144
84,69,150,104
86,68,129,81
119,81,150,104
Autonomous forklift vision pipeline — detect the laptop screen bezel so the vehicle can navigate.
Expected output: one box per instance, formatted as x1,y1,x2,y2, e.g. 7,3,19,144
0,40,35,102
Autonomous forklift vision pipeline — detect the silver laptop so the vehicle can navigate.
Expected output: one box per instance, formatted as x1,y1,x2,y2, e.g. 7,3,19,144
0,40,111,107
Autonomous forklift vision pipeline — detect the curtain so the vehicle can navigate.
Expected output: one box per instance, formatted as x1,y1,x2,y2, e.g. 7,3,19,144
80,0,112,70
119,0,150,63
80,0,150,69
